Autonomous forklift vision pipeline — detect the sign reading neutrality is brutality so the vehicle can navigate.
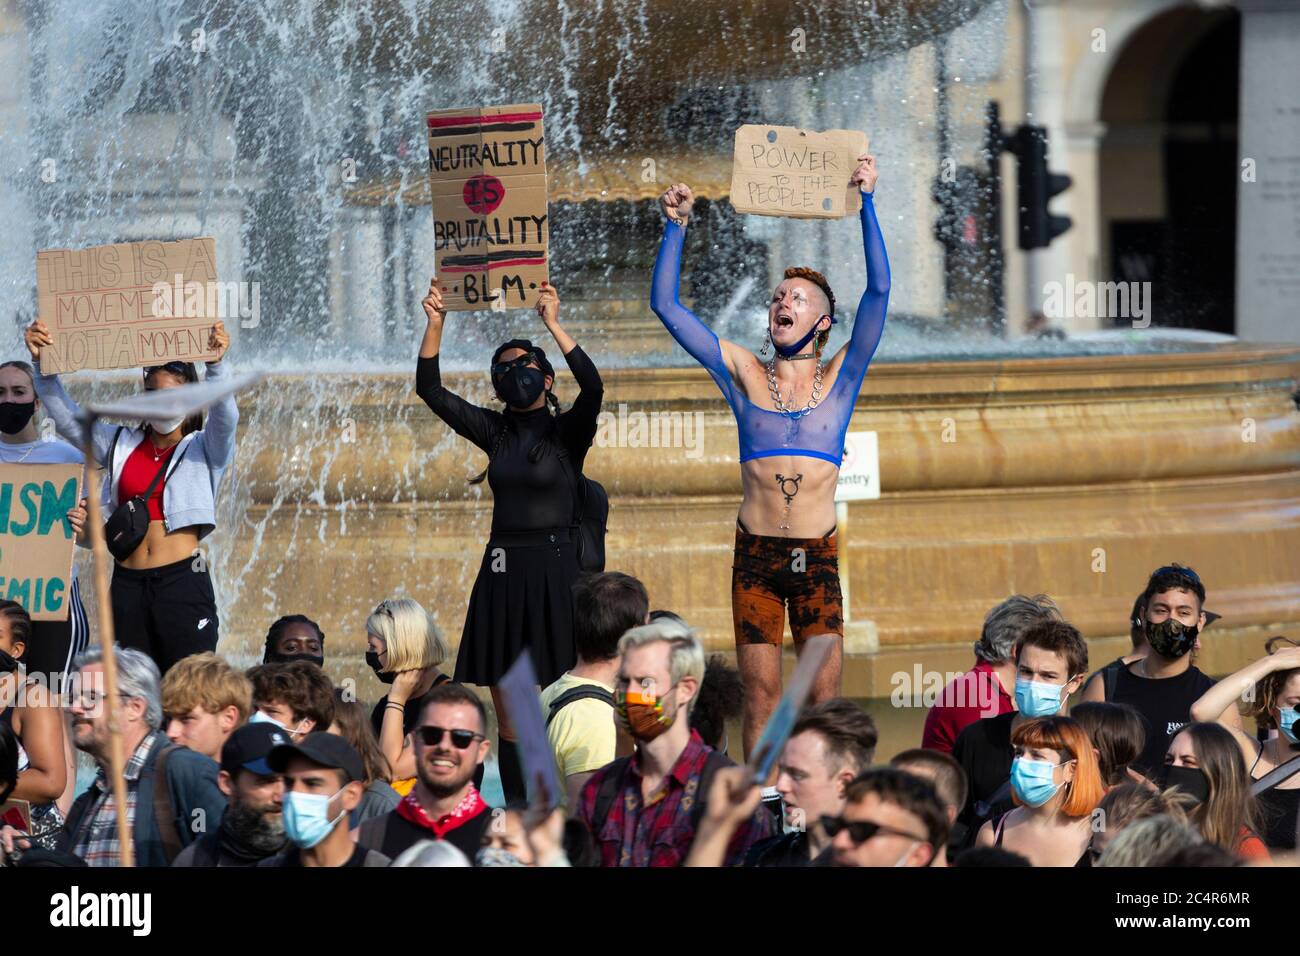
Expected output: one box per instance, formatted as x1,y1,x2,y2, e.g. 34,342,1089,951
36,237,223,374
0,463,80,622
730,125,870,219
426,103,548,311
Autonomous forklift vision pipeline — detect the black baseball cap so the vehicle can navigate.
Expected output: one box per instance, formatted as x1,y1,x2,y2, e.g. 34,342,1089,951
220,723,290,777
267,731,364,783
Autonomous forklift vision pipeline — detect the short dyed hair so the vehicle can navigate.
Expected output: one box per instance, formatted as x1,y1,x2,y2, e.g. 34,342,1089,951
1014,618,1089,679
1011,716,1106,818
246,660,334,729
162,652,252,722
844,767,950,857
791,698,878,773
781,267,836,349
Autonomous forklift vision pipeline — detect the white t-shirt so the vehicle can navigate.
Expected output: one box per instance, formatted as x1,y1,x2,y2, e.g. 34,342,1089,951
0,436,85,582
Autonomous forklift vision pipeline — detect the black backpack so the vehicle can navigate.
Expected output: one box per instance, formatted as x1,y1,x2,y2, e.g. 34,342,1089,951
546,684,615,730
588,750,730,836
571,474,608,573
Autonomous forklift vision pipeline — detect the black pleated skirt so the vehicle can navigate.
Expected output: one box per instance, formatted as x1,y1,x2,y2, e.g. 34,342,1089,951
453,527,580,687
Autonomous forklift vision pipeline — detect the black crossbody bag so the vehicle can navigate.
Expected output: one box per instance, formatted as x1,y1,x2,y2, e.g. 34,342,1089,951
103,428,188,562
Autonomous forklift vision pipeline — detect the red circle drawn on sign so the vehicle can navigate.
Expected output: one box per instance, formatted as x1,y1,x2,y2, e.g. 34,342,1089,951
463,175,505,215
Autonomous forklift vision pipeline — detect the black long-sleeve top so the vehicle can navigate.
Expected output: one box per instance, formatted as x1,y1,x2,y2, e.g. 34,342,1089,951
416,344,603,533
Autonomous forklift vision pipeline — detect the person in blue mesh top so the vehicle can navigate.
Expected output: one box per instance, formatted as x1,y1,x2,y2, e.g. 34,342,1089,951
650,152,889,768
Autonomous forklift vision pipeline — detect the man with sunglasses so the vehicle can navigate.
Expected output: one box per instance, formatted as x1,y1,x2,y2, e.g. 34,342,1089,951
354,683,493,861
827,768,949,867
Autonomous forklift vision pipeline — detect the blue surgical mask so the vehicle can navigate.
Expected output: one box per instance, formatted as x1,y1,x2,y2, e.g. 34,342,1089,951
1010,757,1061,808
1279,707,1299,745
282,787,346,848
1014,678,1068,718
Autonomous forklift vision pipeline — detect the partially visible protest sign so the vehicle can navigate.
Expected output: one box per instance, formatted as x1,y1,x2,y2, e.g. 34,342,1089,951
747,635,836,781
730,125,869,219
426,103,548,311
36,238,223,373
498,650,563,811
0,463,80,622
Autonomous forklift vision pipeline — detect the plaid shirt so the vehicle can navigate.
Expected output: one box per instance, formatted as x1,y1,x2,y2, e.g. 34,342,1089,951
578,729,774,867
72,731,158,867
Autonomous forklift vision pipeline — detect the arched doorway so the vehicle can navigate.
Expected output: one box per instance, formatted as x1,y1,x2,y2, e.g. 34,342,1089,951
1098,5,1240,334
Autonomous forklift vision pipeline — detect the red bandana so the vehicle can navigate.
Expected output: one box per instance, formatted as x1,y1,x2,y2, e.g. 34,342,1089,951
396,785,487,838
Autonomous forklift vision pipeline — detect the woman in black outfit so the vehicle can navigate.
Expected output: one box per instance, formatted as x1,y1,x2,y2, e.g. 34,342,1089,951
415,277,602,803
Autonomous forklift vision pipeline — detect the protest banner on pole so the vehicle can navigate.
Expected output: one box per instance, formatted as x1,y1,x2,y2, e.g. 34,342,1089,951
730,125,869,219
0,462,80,622
426,103,549,311
497,650,562,812
36,238,223,373
747,634,836,781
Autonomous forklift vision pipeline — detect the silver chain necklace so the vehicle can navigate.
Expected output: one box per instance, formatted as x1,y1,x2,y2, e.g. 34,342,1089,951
0,442,39,464
766,357,824,419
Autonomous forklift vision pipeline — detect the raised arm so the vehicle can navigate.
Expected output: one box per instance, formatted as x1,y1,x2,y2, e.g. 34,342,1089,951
414,277,503,452
538,283,604,465
199,323,238,469
24,321,116,465
1191,647,1300,762
830,155,890,390
650,184,744,400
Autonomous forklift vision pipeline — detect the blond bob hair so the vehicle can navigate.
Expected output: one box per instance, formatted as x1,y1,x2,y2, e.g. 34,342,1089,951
161,651,252,722
365,597,449,673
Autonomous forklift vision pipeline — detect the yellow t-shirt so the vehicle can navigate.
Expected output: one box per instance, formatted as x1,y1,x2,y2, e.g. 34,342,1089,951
539,673,618,780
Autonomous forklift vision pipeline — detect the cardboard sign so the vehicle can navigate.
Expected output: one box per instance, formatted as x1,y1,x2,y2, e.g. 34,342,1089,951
426,103,548,311
0,463,80,622
730,125,869,219
747,635,836,781
36,238,222,374
497,650,563,811
835,431,881,503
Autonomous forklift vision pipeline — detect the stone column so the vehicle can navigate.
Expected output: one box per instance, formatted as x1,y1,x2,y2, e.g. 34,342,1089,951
1236,0,1300,343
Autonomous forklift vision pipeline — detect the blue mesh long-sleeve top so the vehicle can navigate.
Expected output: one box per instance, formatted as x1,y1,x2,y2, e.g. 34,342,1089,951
649,194,890,466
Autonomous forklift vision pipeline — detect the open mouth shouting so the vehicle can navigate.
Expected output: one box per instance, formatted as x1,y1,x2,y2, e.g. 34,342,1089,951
774,311,796,332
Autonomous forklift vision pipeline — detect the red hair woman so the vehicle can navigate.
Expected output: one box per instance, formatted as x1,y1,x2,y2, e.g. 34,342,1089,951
975,716,1106,866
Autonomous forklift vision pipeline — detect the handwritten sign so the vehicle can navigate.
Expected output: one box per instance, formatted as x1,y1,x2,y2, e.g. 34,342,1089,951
0,463,80,622
426,103,548,311
36,238,222,374
497,650,563,811
730,125,869,219
835,431,881,503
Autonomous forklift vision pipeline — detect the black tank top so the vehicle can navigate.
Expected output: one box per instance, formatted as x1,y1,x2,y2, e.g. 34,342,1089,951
1249,747,1300,850
1111,663,1217,776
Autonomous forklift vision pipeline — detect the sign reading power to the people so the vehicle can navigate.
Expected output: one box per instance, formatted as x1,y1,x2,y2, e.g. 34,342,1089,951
730,124,870,220
426,103,549,311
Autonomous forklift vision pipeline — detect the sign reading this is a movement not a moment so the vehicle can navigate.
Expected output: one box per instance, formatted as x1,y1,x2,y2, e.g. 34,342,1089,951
730,124,870,219
0,463,80,622
427,103,549,311
36,237,223,373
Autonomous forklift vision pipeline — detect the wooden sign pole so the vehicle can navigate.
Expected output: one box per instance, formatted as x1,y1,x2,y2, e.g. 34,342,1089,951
79,413,132,868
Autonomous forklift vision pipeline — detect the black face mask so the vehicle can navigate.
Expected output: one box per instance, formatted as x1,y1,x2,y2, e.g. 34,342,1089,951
495,366,546,409
265,649,324,668
0,648,20,674
1146,618,1199,659
0,401,36,436
1160,764,1210,804
365,650,396,685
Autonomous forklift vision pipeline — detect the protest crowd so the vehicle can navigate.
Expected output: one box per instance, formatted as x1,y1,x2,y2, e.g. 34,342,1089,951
2,156,1298,871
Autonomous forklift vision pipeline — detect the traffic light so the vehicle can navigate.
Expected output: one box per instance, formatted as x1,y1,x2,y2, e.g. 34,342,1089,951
1007,124,1071,250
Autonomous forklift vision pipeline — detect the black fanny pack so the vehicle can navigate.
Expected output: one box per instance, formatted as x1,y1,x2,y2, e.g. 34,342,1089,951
104,429,187,562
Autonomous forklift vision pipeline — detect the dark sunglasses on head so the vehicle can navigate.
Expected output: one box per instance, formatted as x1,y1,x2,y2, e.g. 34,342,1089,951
820,814,925,846
416,725,484,749
491,354,537,377
144,361,191,380
1154,564,1200,585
